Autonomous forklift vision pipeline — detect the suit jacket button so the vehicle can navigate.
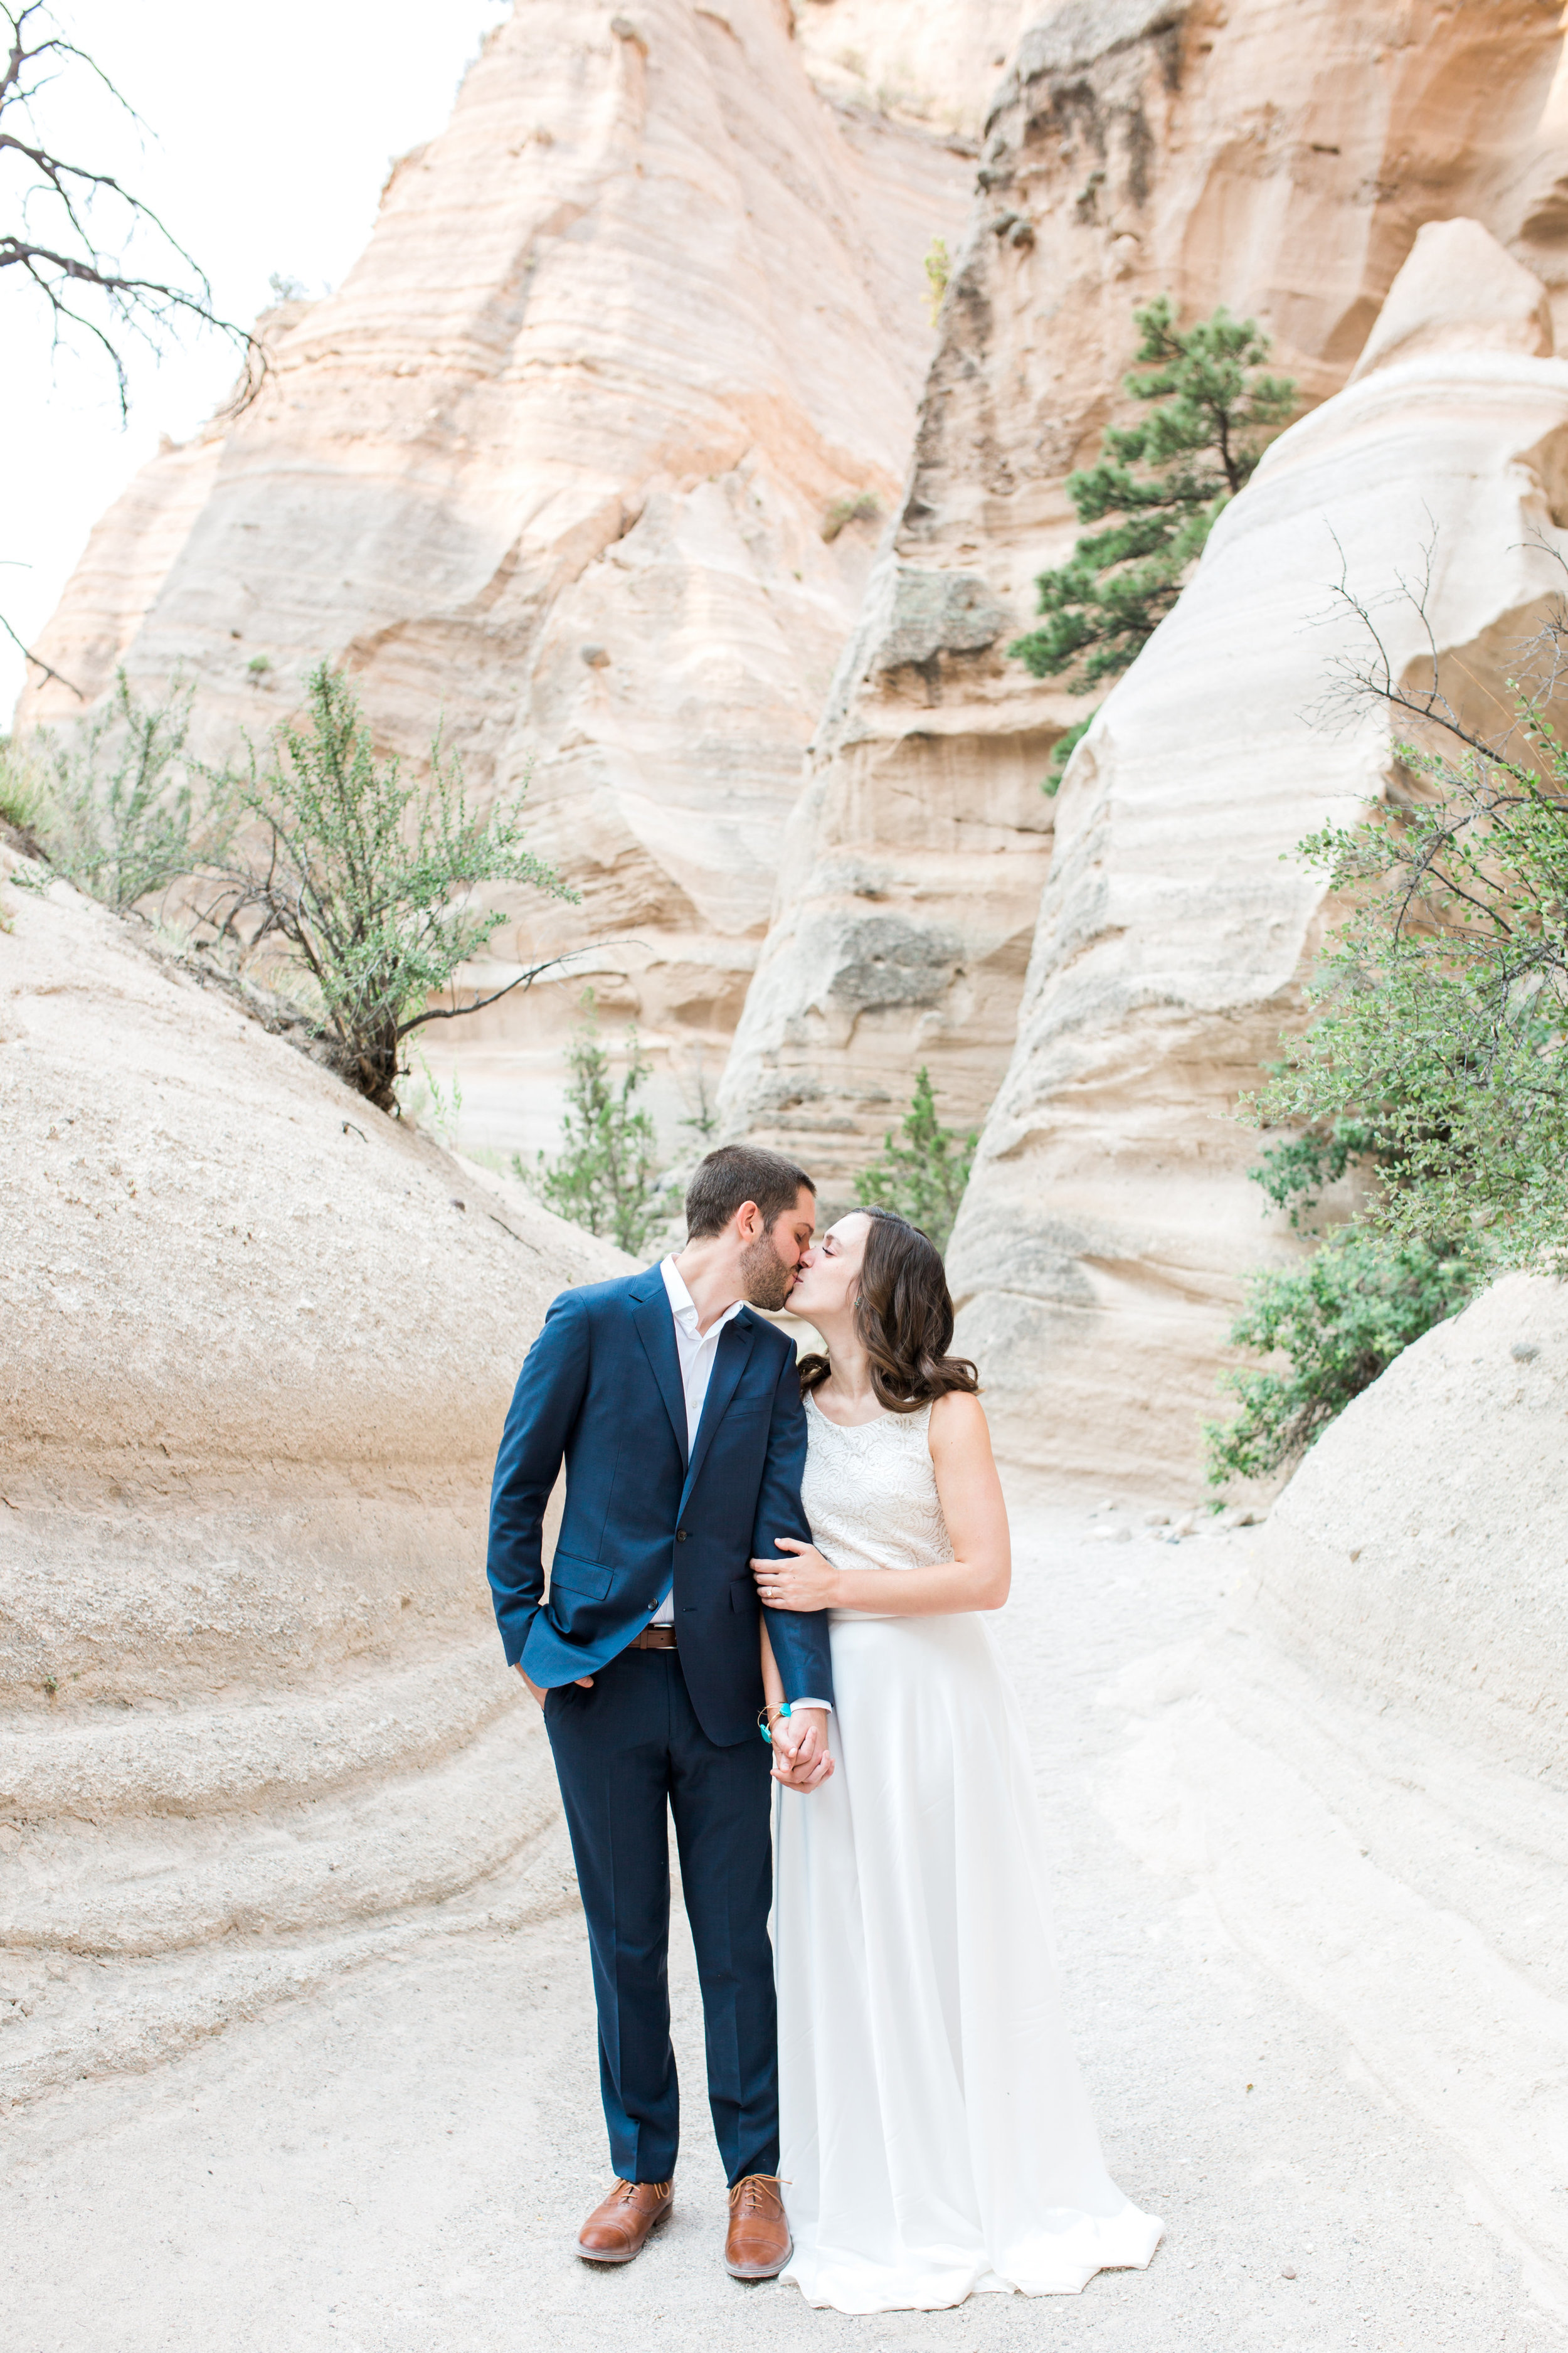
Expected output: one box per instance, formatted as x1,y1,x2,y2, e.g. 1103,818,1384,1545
676,1529,688,1541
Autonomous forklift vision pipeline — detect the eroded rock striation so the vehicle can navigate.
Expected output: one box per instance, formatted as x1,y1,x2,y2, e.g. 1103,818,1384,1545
1106,1272,1568,2307
947,220,1568,1487
719,0,1568,1203
18,1,973,1157
0,842,624,2102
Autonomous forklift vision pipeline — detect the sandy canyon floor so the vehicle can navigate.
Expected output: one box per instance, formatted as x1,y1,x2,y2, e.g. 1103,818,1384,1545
1,1502,1555,2353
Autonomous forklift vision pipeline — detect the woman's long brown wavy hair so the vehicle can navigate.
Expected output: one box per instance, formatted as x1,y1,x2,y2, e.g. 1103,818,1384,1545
798,1206,980,1413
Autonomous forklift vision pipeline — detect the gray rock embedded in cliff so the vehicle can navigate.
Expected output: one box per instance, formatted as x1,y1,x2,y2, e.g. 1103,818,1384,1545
873,568,1010,671
1005,0,1188,87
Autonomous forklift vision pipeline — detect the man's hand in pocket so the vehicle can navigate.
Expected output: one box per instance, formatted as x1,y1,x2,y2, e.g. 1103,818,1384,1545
516,1664,593,1706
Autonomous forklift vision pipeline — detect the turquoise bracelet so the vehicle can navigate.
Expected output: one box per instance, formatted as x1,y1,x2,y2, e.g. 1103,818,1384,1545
758,1701,792,1745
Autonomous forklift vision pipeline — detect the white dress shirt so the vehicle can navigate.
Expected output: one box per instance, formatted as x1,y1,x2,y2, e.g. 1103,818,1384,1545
654,1258,827,1712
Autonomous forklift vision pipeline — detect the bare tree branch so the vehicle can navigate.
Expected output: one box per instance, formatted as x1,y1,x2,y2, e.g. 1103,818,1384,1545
1,2,264,420
0,576,83,699
396,947,646,1040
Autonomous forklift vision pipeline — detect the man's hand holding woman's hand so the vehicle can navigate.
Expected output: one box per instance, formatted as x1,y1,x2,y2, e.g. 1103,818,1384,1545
770,1705,833,1792
753,1541,836,1790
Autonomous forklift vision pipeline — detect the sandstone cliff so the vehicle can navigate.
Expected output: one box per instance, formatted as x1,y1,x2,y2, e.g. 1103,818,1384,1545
948,219,1568,1486
719,0,1568,1203
791,0,1039,135
18,1,973,1159
0,839,625,2103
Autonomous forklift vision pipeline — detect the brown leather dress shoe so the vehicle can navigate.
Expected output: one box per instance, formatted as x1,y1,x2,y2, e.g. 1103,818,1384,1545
724,2174,792,2279
576,2177,674,2263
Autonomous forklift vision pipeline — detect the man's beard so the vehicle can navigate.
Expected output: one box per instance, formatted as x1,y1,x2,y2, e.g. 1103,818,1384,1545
739,1231,795,1312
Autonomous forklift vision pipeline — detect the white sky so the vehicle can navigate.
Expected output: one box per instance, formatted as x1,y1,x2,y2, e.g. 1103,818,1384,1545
1,0,512,716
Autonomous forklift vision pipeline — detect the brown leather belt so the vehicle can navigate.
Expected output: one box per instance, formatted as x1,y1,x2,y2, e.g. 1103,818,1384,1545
630,1624,678,1651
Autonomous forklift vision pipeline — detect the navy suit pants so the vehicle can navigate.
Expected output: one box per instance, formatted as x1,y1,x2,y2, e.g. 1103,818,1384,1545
544,1646,778,2186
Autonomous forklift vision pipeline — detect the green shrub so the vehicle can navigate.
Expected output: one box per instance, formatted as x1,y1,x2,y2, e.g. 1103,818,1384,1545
1204,1227,1481,1485
1258,696,1568,1271
1205,1120,1483,1489
30,669,230,911
1246,1115,1382,1227
856,1066,976,1254
1204,549,1568,1484
0,733,49,841
207,662,573,1111
522,990,665,1256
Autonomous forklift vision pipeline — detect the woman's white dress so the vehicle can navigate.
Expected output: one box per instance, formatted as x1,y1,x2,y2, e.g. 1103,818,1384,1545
774,1394,1163,2314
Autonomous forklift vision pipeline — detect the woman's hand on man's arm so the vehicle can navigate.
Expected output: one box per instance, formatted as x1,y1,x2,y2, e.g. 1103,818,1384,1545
751,1537,841,1611
751,1394,1010,1618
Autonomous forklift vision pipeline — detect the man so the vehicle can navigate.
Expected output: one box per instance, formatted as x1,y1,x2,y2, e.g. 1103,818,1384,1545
487,1144,834,2280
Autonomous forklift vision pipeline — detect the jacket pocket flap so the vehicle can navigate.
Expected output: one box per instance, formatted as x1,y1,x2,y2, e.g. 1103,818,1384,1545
549,1552,615,1601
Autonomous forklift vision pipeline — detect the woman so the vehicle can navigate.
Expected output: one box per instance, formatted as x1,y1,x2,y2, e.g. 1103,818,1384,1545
755,1208,1163,2314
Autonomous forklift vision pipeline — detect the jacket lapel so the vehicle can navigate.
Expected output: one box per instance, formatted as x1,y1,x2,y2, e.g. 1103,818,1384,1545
631,1276,688,1465
680,1311,758,1511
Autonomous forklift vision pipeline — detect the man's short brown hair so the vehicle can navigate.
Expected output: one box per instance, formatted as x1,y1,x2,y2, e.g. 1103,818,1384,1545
684,1145,815,1240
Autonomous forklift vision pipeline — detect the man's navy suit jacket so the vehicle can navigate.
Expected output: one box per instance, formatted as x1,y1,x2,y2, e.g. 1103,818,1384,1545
486,1264,834,1748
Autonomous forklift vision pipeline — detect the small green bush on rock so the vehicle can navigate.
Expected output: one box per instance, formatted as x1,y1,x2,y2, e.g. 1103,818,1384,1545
522,990,665,1257
1204,1224,1481,1485
206,662,574,1111
29,669,232,911
1259,726,1568,1273
821,491,882,544
856,1066,976,1255
0,733,50,842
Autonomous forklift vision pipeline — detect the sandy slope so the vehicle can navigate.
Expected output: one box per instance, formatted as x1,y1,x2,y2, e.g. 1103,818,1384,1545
1,1502,1554,2353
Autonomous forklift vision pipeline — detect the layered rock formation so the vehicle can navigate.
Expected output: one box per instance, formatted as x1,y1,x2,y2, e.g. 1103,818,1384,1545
18,1,974,1158
947,220,1568,1485
791,0,1039,136
1106,1270,1568,2309
720,0,1568,1201
0,841,624,2103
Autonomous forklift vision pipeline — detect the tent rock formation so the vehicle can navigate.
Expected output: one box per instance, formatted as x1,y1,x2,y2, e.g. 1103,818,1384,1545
719,0,1568,1209
946,218,1568,1486
16,0,975,1157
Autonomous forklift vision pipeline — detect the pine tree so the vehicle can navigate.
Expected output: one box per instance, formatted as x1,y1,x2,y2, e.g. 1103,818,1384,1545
524,990,665,1256
1012,297,1296,789
856,1067,977,1255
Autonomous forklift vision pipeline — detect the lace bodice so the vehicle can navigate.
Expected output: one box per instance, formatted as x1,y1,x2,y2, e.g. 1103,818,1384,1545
800,1393,953,1618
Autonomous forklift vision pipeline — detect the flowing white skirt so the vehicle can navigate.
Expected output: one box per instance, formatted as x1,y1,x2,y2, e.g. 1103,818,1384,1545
774,1611,1163,2313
